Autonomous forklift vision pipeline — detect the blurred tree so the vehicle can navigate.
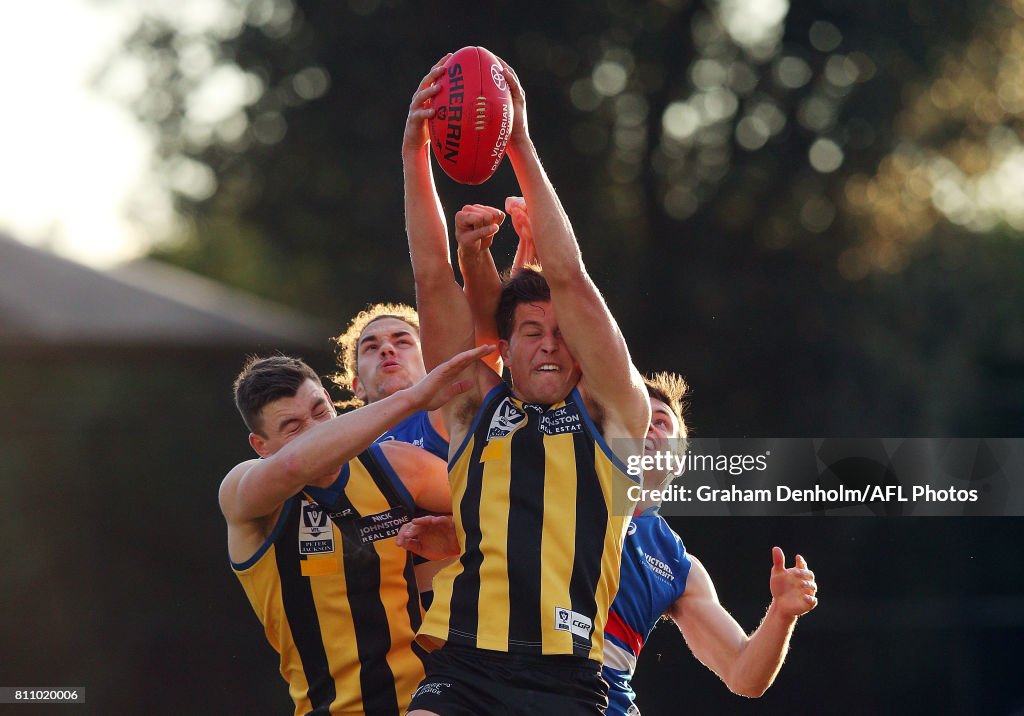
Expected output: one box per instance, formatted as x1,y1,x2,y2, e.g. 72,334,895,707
97,0,1023,436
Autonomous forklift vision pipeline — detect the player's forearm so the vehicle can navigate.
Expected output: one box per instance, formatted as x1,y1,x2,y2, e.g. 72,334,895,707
458,248,502,346
274,389,421,485
723,602,798,698
505,139,584,285
403,145,453,286
510,235,537,275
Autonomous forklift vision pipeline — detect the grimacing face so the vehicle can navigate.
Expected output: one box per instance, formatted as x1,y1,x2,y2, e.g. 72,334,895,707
352,317,428,403
500,301,581,405
249,378,336,458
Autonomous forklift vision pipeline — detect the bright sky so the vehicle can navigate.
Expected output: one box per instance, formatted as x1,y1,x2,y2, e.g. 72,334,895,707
0,1,168,267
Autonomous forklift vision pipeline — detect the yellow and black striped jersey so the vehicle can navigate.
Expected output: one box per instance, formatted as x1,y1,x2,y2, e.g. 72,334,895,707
418,383,638,663
231,444,425,715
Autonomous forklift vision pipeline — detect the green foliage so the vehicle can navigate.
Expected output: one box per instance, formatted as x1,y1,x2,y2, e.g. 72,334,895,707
103,0,1023,435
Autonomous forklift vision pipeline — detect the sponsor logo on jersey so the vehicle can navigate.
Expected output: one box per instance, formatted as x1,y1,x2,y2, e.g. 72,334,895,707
487,397,526,439
352,507,411,545
538,403,583,436
299,498,335,554
554,606,594,641
627,520,637,536
643,553,675,582
412,681,455,700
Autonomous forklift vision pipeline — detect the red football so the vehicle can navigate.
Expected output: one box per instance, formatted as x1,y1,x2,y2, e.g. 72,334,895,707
429,46,514,185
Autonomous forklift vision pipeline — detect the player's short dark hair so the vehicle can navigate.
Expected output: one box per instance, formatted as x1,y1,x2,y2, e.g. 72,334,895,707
330,303,421,408
496,265,550,340
234,355,321,435
644,371,689,438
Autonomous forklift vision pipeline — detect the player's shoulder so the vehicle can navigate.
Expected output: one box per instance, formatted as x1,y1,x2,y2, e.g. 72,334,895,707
634,512,686,557
219,458,261,516
221,458,260,487
577,376,649,438
377,439,445,470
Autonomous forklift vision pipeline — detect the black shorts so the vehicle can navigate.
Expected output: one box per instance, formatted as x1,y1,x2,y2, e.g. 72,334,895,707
407,643,608,715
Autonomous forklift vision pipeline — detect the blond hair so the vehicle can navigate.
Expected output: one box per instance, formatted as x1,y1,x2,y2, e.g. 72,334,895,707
643,371,689,438
330,303,420,408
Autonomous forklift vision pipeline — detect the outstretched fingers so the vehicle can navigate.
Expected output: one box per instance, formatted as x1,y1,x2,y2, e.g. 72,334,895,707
770,547,819,615
495,55,529,142
405,54,452,150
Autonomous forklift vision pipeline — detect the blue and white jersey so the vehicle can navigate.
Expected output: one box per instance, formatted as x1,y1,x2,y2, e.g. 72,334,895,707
376,409,449,461
603,508,691,716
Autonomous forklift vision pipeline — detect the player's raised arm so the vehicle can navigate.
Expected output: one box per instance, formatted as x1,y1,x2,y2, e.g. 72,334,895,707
506,196,539,275
402,58,500,433
455,203,506,371
221,344,491,525
669,548,818,698
402,55,466,365
499,61,648,437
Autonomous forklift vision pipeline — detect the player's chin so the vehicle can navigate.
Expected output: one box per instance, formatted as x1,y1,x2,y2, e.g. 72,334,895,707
376,377,415,399
530,379,573,404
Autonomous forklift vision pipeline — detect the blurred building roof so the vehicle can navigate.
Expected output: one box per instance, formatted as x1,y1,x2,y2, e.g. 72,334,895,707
0,233,331,352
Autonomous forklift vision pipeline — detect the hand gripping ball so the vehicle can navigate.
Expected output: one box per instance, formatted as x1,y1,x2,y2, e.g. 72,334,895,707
429,46,514,185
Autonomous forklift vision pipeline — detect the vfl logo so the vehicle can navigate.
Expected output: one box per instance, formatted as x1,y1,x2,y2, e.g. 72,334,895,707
554,606,594,642
299,499,335,554
303,502,328,536
627,520,637,536
487,398,526,439
435,105,448,121
490,63,507,91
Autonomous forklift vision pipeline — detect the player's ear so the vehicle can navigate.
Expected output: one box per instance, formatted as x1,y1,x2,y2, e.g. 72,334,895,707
352,374,367,401
249,432,271,458
498,339,511,364
321,387,338,415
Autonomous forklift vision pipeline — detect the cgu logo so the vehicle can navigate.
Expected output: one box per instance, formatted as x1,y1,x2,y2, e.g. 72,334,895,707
554,606,593,640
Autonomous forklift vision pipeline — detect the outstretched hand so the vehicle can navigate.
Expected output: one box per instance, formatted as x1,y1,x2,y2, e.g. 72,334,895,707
769,547,818,618
496,56,529,146
396,515,460,560
403,53,451,154
408,343,494,412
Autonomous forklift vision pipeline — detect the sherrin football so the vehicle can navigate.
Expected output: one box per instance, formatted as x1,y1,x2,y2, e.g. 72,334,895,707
429,46,514,185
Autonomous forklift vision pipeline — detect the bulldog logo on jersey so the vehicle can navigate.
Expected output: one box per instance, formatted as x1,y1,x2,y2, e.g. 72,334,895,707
299,498,335,554
487,398,526,439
